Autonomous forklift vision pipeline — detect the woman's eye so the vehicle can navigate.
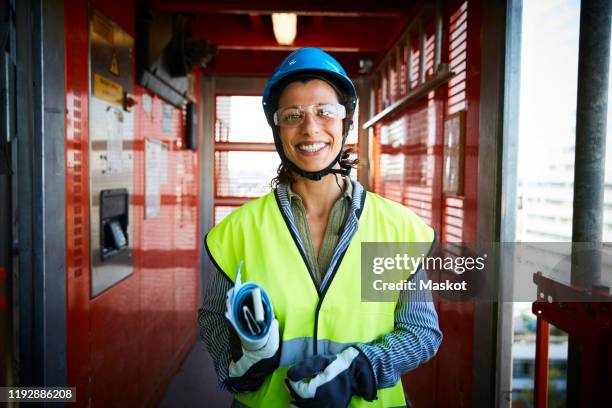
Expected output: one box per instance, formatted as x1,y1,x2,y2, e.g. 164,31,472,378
317,106,335,118
283,111,303,123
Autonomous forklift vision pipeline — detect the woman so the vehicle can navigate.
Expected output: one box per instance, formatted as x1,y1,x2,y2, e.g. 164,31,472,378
200,47,442,408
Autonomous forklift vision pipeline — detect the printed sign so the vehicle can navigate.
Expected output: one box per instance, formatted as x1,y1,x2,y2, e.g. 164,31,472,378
145,138,162,219
93,73,123,106
105,106,124,174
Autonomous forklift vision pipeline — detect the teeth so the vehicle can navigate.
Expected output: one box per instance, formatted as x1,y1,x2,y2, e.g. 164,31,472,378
298,143,326,152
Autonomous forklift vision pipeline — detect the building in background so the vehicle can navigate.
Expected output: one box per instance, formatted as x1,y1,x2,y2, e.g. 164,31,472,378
511,0,612,405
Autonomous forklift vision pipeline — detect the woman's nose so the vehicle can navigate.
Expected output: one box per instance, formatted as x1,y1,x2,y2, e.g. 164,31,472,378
300,111,321,134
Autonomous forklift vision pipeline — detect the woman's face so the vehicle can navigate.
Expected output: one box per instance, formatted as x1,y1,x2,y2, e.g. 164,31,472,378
277,79,344,173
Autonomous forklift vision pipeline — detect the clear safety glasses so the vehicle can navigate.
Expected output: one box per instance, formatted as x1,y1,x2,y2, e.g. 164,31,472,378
273,103,346,128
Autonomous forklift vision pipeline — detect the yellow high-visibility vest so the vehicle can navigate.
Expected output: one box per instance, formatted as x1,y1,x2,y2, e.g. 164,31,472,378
206,189,435,407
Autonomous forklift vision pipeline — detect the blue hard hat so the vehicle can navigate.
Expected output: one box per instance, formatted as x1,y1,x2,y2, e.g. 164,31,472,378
262,47,357,121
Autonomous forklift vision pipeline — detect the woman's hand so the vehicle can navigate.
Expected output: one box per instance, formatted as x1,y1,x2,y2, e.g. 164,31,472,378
225,279,281,392
285,347,377,408
225,278,274,351
226,318,281,392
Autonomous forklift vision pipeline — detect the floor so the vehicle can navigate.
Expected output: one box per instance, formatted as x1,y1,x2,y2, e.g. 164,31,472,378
160,339,234,408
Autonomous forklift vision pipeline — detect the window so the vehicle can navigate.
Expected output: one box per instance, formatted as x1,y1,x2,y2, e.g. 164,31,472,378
512,0,583,404
214,96,279,223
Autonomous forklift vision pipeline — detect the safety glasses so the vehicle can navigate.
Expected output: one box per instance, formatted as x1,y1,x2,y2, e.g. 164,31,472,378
273,103,346,128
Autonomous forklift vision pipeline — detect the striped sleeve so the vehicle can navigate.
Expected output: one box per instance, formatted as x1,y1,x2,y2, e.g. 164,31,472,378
353,268,443,388
198,266,237,393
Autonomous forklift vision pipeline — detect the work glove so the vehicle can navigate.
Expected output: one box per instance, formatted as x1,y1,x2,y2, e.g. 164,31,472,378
285,347,377,408
227,318,280,392
225,263,280,392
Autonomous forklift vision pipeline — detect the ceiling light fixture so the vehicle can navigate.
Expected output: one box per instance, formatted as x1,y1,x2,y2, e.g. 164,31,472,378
272,13,297,45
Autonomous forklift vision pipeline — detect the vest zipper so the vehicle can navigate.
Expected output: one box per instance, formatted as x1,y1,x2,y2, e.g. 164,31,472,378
312,191,366,355
275,188,367,356
273,190,321,297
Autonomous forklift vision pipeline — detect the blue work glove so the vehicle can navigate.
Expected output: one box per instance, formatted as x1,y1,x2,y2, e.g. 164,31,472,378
285,347,377,408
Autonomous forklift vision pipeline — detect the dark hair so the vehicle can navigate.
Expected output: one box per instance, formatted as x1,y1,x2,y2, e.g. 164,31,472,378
268,74,359,187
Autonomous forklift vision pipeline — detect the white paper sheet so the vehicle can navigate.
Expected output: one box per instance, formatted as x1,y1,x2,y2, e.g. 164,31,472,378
145,138,162,219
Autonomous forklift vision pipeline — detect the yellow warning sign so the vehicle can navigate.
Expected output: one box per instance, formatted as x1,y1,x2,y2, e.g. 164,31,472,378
93,73,123,106
109,50,120,76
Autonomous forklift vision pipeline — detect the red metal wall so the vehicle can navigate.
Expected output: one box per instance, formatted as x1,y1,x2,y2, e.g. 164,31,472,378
371,1,481,406
65,1,201,405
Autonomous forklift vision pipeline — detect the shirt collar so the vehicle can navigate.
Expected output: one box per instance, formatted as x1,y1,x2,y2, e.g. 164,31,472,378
286,177,353,204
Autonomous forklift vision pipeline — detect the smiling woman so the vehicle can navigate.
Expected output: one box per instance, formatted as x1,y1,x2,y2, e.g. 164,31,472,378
277,80,345,174
200,47,442,408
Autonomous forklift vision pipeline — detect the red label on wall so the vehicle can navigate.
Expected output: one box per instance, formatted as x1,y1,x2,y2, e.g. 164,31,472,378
0,267,5,283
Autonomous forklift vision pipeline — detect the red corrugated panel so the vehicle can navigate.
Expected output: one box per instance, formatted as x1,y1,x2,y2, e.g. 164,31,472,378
448,1,468,115
411,46,421,89
425,34,436,79
399,45,408,96
390,64,398,105
432,1,481,406
65,1,92,402
374,96,438,222
378,116,406,204
66,1,201,405
371,1,481,406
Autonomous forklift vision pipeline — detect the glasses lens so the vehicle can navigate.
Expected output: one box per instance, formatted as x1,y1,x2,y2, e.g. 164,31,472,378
278,107,305,127
314,103,346,121
274,104,346,127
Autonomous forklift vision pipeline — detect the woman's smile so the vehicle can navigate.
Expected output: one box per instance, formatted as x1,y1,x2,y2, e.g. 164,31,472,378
296,141,330,155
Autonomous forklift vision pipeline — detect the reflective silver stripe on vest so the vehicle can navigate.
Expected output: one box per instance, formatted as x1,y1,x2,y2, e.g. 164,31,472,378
279,337,357,366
